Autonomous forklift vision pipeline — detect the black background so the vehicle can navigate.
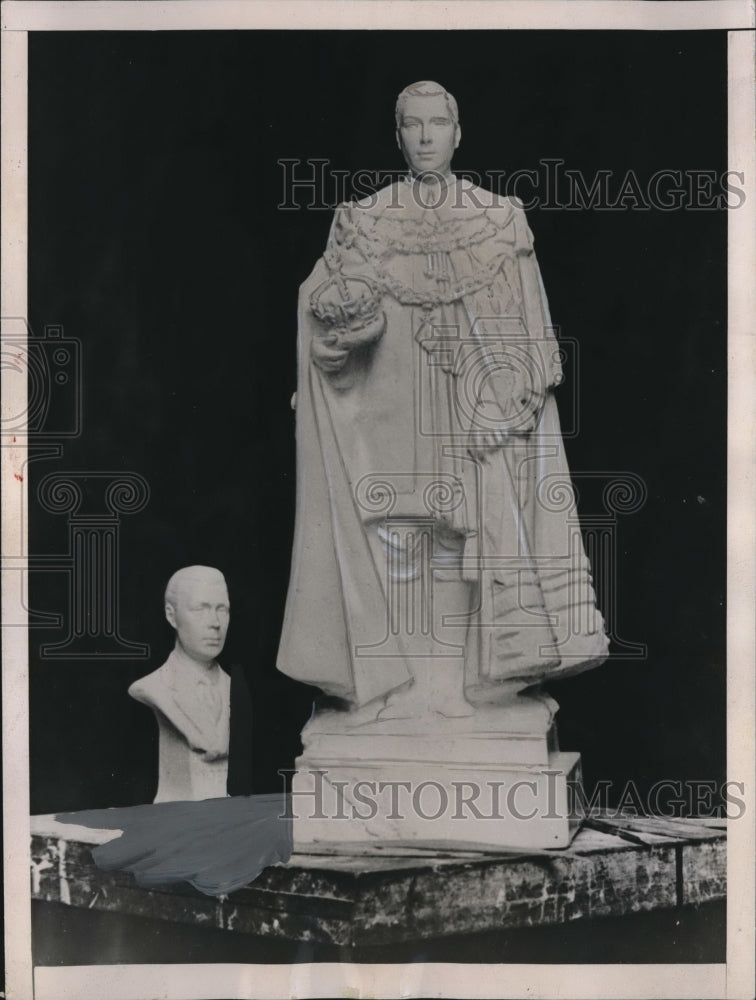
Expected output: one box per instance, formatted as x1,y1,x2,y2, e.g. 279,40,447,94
28,30,726,816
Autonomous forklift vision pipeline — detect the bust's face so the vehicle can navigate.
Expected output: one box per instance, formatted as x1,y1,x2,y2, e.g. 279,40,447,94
397,93,460,179
167,575,230,665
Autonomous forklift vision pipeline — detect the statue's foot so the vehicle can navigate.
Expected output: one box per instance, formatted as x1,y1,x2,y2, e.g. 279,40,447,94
375,685,476,721
435,700,476,718
375,683,432,720
339,698,390,728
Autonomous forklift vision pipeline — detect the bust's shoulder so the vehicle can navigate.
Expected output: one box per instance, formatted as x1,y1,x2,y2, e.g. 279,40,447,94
128,662,174,707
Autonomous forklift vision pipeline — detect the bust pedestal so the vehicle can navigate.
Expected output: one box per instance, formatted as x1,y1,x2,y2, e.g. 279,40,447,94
152,710,228,803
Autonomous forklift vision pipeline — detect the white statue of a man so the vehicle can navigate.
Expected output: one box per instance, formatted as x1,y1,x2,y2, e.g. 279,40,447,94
277,83,610,849
278,81,608,721
129,565,231,802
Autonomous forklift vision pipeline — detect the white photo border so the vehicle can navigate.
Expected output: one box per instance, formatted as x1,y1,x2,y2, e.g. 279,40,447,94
2,3,754,999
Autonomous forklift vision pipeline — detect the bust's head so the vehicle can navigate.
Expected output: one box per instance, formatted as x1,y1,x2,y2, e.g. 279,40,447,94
164,565,230,666
395,81,461,180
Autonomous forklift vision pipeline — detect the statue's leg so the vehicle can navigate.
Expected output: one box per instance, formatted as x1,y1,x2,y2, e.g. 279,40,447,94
427,567,476,717
375,521,476,718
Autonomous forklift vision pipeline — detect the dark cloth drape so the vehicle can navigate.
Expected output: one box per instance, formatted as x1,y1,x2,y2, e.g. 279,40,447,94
57,793,292,896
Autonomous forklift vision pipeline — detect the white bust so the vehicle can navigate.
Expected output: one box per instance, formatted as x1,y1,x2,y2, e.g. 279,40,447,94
129,565,232,802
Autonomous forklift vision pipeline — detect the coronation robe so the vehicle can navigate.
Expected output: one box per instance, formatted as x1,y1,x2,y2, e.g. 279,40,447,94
277,178,609,708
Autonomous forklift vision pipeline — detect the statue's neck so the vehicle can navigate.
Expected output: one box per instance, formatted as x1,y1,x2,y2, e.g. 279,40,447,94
404,171,458,216
172,642,217,674
408,170,455,190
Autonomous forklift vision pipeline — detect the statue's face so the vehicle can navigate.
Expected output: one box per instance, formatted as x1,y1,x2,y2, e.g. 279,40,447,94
397,93,460,178
166,574,230,664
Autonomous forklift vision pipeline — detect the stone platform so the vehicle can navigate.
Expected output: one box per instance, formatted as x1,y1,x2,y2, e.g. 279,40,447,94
30,812,726,948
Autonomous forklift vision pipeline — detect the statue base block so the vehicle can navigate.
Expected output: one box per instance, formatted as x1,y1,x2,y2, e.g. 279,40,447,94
290,750,583,852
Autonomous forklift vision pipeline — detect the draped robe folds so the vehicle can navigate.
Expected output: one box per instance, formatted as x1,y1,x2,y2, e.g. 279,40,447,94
277,179,609,709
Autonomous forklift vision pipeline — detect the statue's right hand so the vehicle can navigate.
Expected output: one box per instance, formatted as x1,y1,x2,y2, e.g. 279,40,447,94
311,335,349,373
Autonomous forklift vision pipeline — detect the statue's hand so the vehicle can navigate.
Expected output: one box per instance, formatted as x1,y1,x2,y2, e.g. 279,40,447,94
468,429,512,459
338,311,386,349
470,370,547,447
311,311,385,375
311,333,350,373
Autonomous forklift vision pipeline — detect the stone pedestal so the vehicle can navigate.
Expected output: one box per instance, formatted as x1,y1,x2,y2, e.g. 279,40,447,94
290,714,583,850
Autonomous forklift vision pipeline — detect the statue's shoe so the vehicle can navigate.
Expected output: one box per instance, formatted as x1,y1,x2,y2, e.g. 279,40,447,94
376,685,476,721
434,700,476,719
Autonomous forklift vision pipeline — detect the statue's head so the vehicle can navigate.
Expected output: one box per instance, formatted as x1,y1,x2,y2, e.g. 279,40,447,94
164,565,230,665
395,81,461,179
